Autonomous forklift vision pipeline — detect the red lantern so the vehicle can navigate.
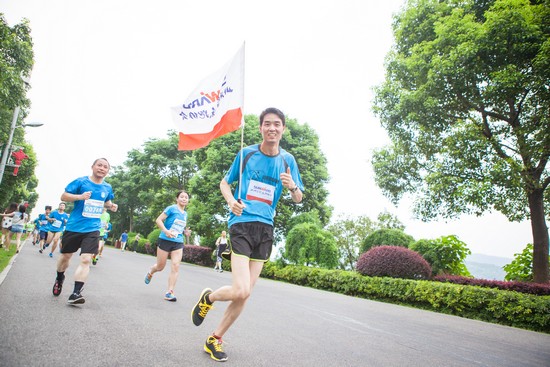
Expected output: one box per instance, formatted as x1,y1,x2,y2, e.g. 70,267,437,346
11,149,29,176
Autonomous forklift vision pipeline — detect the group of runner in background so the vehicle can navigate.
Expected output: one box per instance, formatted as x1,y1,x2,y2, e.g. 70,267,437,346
1,199,113,264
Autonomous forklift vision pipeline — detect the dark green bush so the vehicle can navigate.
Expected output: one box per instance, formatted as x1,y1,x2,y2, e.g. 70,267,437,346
147,229,161,246
360,228,414,253
356,245,431,280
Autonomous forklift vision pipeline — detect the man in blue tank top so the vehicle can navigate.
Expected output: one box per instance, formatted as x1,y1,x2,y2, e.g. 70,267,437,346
191,107,304,361
51,158,118,305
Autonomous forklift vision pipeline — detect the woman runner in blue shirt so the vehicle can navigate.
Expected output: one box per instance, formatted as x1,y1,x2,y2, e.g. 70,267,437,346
144,190,189,302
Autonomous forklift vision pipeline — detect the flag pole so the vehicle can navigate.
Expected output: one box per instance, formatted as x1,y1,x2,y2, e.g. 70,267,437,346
237,42,246,202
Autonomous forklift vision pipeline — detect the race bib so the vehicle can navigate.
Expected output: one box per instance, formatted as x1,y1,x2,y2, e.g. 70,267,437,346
170,219,186,235
246,179,275,205
82,199,104,218
52,220,62,228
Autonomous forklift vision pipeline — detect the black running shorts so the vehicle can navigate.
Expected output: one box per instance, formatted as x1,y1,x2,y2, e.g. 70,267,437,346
60,231,100,255
229,222,274,262
157,238,184,252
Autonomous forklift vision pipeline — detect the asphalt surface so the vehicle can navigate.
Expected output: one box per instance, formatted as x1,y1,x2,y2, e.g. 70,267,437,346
1,239,549,367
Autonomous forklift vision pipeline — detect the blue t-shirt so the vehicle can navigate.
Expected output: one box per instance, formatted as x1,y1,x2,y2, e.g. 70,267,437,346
158,204,187,243
224,144,303,227
64,176,115,233
47,210,69,233
121,232,128,242
37,213,49,232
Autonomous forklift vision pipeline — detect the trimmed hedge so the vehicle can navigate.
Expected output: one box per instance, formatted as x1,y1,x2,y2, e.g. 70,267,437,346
130,242,549,333
260,263,550,333
433,274,550,295
182,245,214,267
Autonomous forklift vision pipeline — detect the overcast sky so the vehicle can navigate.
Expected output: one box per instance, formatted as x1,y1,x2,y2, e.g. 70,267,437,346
2,0,532,258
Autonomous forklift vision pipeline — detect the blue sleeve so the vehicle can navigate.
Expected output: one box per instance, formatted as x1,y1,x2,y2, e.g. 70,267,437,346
289,157,304,191
65,177,83,194
163,205,174,216
224,153,241,185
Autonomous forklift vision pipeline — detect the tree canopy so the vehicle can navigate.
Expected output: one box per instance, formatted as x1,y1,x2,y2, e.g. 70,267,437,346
372,0,550,282
108,132,195,237
0,15,38,210
328,212,405,270
284,222,339,268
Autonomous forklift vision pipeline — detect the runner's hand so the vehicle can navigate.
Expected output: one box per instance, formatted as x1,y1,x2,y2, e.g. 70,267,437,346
280,167,295,189
230,199,245,216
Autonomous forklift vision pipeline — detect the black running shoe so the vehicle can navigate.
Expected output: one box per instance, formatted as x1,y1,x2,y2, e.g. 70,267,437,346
52,276,64,296
92,255,98,265
204,335,227,362
191,288,213,326
68,292,85,305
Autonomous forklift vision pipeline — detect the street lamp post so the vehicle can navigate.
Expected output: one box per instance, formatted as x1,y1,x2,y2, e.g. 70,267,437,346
0,106,43,185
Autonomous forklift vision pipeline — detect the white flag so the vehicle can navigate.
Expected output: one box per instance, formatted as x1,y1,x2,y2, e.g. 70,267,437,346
172,44,244,150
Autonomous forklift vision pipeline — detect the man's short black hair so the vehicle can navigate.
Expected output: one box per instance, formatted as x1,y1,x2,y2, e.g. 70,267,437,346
259,107,285,126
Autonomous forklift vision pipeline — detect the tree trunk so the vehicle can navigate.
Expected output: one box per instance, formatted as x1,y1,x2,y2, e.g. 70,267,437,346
129,210,134,233
528,189,549,283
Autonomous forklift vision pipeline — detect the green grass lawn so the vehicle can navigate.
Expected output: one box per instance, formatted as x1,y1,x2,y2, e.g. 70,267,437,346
0,245,17,273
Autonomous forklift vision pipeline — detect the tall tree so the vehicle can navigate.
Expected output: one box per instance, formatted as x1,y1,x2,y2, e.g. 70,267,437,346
328,215,376,270
372,0,550,282
0,15,38,210
284,222,339,268
108,132,196,237
376,211,406,231
328,212,406,270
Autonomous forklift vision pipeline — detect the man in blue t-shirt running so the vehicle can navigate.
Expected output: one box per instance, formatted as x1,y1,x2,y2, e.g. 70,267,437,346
190,107,304,362
51,158,118,305
44,202,69,258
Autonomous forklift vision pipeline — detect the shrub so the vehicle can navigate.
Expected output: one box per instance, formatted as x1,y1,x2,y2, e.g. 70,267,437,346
502,243,550,282
264,262,550,332
183,245,214,267
147,229,161,247
132,238,147,253
360,228,414,253
433,274,550,296
356,245,431,280
410,235,471,276
144,241,155,255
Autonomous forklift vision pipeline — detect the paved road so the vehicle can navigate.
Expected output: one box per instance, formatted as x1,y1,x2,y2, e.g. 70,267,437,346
1,239,549,367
